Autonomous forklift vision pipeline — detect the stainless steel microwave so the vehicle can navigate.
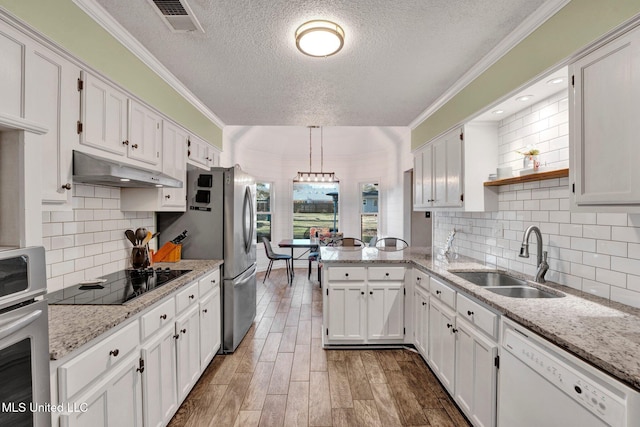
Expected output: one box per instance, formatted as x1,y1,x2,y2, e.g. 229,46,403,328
0,246,46,310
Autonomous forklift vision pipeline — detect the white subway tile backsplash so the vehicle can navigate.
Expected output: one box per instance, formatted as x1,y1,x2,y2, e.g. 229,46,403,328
44,183,154,292
433,91,640,309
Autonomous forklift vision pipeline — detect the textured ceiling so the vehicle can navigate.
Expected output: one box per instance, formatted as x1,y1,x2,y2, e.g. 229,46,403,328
95,0,548,126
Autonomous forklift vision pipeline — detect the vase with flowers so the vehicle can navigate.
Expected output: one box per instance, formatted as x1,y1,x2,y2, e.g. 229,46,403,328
517,147,540,170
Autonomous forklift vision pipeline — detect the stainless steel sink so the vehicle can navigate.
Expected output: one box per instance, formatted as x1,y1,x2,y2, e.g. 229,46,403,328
451,270,564,298
485,286,561,298
452,271,529,287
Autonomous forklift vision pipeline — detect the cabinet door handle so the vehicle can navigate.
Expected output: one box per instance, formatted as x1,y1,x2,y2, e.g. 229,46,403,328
109,349,119,357
61,183,72,190
360,291,365,295
189,294,195,300
467,310,474,316
436,290,441,295
131,143,138,149
165,194,171,199
136,358,145,373
160,314,167,320
203,309,208,314
122,140,129,146
181,328,187,334
417,277,421,281
369,291,373,295
446,323,453,329
422,302,427,306
452,328,458,334
211,279,216,284
173,334,180,340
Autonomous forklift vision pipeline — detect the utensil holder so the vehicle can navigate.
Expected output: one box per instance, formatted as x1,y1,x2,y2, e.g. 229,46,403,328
131,246,150,269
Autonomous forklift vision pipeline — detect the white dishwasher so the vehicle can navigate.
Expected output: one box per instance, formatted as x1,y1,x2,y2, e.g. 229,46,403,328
498,319,640,427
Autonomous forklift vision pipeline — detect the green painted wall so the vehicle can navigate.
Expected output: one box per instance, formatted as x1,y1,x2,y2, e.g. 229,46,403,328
412,0,640,149
0,0,222,149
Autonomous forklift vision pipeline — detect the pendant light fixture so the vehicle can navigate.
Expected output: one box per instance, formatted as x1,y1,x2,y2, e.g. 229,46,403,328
295,20,345,57
294,126,338,182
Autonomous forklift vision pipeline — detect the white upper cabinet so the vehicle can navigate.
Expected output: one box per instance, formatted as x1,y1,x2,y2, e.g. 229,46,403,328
127,100,162,166
414,124,497,211
570,23,640,211
80,72,162,170
80,71,128,157
25,43,80,208
187,134,216,170
0,23,26,119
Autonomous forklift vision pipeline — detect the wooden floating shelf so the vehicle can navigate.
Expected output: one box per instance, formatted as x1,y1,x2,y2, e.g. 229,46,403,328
483,168,569,187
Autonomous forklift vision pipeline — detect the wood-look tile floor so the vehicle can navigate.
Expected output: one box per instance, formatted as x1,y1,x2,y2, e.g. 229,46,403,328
168,268,471,427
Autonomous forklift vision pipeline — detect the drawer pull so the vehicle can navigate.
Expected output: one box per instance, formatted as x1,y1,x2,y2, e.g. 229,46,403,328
189,294,195,300
160,314,167,320
361,291,365,295
436,290,442,295
417,277,421,281
467,310,474,316
181,328,187,334
203,309,208,314
211,279,216,283
109,349,120,357
345,273,349,277
422,302,427,306
370,291,373,295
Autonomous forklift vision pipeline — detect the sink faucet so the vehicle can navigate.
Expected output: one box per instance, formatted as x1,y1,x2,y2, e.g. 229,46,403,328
519,225,549,283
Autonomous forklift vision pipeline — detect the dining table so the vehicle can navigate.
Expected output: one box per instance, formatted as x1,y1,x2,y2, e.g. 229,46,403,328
277,239,320,277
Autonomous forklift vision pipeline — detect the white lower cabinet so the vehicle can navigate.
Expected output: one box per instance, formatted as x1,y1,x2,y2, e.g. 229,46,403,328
60,353,143,427
53,267,222,427
454,318,498,427
428,298,457,393
140,325,178,427
326,283,367,341
324,265,405,344
175,303,201,401
413,280,430,357
199,285,221,371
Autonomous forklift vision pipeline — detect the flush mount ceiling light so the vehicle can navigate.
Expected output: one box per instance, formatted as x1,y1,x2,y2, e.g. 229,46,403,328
295,20,345,57
516,95,534,102
492,110,504,115
294,126,339,182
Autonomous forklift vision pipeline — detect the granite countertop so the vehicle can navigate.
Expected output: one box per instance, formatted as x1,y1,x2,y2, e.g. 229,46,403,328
321,246,640,392
48,259,223,361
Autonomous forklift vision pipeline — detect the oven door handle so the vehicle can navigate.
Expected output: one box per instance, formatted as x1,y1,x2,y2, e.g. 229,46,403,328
0,309,42,340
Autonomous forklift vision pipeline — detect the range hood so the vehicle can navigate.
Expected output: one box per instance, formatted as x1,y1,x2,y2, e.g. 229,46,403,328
73,151,183,188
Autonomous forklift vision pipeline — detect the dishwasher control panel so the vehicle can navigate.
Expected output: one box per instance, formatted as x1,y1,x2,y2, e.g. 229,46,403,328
503,327,626,426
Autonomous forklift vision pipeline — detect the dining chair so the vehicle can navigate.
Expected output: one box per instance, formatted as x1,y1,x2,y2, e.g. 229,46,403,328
308,250,321,284
332,237,365,247
262,237,292,285
375,237,409,250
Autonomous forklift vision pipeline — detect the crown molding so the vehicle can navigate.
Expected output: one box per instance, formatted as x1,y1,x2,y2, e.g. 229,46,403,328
72,0,225,129
409,0,571,130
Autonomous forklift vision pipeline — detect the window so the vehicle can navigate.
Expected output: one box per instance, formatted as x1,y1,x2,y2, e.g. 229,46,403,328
256,182,272,243
360,182,378,243
293,182,340,238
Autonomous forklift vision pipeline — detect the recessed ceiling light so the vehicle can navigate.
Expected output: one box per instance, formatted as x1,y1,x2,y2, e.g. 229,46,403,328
295,20,345,57
120,178,130,182
155,184,163,187
547,77,565,85
516,95,534,102
492,110,504,115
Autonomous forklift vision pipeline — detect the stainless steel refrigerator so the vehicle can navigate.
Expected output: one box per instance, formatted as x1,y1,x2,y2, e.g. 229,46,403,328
157,164,257,353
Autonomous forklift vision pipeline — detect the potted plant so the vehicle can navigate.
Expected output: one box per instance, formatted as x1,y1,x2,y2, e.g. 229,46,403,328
517,147,540,170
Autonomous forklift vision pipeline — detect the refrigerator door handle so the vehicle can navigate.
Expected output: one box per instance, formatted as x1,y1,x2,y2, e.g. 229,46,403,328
235,262,257,283
242,186,254,254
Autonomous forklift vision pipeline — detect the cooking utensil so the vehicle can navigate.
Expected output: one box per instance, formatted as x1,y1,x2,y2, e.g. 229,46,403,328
135,228,147,244
125,230,136,245
141,231,153,246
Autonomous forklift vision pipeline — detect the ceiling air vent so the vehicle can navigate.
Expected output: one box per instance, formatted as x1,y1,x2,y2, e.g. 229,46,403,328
149,0,204,33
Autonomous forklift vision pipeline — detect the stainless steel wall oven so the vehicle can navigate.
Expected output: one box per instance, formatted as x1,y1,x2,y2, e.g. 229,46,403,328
0,247,50,427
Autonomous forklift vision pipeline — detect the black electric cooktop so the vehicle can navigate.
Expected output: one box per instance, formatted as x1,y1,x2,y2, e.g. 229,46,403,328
47,268,192,305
